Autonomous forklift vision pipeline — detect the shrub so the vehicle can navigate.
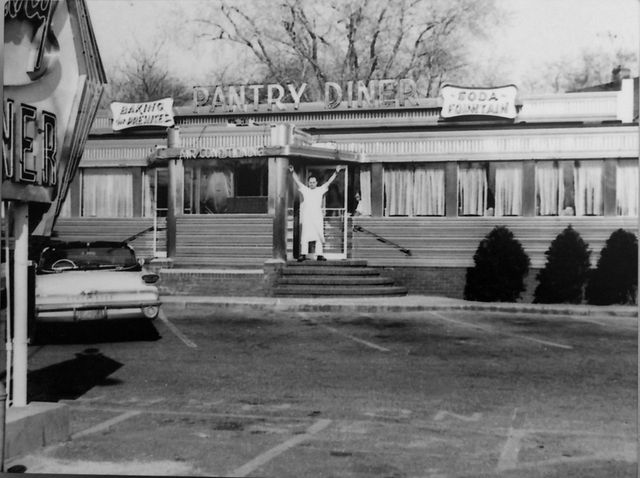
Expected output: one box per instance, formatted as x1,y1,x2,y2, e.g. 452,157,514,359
464,226,530,302
585,229,638,305
534,226,591,304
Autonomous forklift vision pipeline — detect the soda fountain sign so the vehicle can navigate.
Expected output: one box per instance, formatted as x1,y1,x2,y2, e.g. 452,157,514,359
440,84,518,119
3,0,106,235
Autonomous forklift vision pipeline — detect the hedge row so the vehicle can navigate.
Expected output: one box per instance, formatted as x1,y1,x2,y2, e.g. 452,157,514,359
463,226,637,305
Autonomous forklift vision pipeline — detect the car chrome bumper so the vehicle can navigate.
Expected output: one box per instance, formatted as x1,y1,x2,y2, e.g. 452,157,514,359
36,301,161,322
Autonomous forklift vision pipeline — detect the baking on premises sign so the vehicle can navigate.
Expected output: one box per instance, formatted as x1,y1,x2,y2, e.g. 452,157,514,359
110,98,175,131
440,84,517,119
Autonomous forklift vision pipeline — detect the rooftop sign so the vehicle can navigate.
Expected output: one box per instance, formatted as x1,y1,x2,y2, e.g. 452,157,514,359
440,84,517,120
3,0,106,235
193,79,421,113
110,98,175,131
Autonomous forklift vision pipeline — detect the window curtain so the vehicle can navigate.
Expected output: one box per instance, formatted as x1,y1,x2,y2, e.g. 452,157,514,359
384,165,445,216
494,164,522,216
414,166,445,215
536,162,564,215
143,170,154,217
616,161,638,216
384,166,414,216
574,161,603,216
358,167,372,216
458,166,487,216
82,169,134,217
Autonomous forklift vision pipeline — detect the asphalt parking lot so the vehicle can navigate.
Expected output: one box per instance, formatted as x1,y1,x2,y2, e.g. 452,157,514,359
5,303,638,477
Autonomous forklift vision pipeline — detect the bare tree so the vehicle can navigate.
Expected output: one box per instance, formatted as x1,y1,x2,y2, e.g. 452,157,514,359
522,32,638,94
183,0,504,99
101,42,192,107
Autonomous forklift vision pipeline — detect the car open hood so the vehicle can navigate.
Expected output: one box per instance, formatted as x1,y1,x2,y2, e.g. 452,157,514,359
36,270,156,296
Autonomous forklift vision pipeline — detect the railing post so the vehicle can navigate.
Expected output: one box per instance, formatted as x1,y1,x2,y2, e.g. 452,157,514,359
166,127,182,259
0,382,6,471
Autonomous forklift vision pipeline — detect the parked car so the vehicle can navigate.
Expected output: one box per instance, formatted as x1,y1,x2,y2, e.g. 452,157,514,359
35,241,160,322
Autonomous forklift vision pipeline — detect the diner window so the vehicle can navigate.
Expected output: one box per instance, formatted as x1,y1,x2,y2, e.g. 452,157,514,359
494,162,523,216
144,168,168,217
143,168,162,217
536,161,565,216
351,166,372,216
184,160,268,214
384,164,445,216
236,163,267,196
616,160,638,216
574,160,603,216
81,168,134,217
458,163,489,216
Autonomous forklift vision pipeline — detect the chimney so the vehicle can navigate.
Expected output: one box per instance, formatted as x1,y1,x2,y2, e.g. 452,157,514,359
612,65,631,84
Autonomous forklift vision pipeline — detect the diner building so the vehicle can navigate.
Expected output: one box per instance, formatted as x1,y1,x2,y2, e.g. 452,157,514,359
51,72,639,299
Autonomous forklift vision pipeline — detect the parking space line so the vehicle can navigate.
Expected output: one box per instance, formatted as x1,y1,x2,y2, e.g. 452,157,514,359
319,324,391,352
429,311,573,350
158,311,198,348
228,419,332,477
298,312,391,352
497,408,527,471
568,316,637,331
71,410,141,439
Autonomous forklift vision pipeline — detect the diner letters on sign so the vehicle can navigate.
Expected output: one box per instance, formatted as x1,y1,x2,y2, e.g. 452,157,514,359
193,79,421,112
3,99,57,186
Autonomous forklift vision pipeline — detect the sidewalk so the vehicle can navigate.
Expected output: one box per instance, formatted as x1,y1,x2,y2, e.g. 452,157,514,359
161,294,638,318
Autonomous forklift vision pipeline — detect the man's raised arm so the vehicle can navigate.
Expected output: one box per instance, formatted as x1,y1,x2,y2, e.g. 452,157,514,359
323,165,344,187
289,165,304,189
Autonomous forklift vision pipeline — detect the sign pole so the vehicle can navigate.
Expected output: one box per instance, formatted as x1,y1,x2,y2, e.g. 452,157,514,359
11,202,28,407
0,1,6,469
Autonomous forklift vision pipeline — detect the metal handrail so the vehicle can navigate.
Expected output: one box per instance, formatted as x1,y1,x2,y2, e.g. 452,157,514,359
352,224,412,256
123,225,167,245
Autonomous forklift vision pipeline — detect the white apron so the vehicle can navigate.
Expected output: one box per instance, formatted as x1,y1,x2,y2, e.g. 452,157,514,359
299,184,328,254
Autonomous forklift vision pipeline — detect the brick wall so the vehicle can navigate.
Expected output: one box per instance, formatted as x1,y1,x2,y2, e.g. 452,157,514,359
159,265,547,304
158,270,266,296
380,267,467,299
381,266,543,302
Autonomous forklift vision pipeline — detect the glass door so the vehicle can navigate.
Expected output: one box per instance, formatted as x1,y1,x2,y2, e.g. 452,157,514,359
151,168,168,258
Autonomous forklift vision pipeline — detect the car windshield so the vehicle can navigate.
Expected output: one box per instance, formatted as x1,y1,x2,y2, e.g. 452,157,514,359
39,244,139,272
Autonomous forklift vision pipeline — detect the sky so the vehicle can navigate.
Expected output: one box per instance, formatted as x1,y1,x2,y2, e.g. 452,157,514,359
86,0,639,89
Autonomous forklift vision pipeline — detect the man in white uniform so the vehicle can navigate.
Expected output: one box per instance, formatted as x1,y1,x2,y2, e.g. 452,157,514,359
289,165,343,261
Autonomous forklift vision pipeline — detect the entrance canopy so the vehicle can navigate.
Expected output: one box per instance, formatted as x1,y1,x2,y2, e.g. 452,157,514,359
146,124,366,166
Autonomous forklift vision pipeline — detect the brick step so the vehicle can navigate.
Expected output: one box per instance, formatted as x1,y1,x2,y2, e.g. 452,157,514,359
272,285,408,297
278,276,395,286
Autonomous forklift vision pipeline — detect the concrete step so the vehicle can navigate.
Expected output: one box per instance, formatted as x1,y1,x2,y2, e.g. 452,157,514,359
282,267,380,276
170,260,265,269
286,259,368,267
278,275,395,286
272,285,408,296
